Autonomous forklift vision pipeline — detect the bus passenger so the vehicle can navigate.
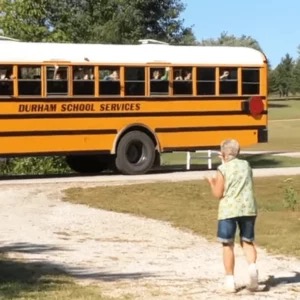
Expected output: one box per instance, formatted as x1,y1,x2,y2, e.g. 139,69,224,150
184,71,192,80
175,70,183,80
53,65,61,80
105,70,119,80
160,67,169,80
152,70,161,80
220,71,230,81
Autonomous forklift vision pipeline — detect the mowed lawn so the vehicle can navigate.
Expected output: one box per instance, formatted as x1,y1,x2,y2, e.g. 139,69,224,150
247,99,300,152
63,175,300,258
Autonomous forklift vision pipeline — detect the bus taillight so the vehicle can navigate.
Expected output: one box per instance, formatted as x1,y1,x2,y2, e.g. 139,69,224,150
249,96,264,116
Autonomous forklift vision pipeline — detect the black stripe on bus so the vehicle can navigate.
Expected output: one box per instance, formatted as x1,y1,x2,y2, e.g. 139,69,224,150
0,110,268,120
0,150,112,158
163,146,221,152
0,95,266,102
0,129,117,137
155,125,266,133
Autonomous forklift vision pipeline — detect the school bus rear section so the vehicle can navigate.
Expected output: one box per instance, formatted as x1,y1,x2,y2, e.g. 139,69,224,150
0,41,268,175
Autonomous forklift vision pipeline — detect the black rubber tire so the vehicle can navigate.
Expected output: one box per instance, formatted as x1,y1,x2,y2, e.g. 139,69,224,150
115,131,155,175
66,154,112,174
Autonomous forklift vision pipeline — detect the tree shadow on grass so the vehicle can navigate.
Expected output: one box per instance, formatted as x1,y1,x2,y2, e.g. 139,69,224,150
0,243,70,299
268,103,289,108
241,154,283,169
0,242,155,298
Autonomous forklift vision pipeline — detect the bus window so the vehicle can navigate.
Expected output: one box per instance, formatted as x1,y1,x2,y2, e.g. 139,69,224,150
173,67,192,95
18,66,41,96
197,67,215,95
73,66,94,96
242,68,260,95
0,65,13,96
47,65,68,95
219,67,237,94
125,67,145,96
150,67,169,95
99,66,120,95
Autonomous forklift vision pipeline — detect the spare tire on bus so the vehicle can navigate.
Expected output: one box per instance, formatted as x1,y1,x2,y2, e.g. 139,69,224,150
115,131,156,175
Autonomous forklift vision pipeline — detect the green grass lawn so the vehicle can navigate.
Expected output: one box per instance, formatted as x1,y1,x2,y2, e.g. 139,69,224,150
63,175,300,258
247,99,300,152
268,99,300,120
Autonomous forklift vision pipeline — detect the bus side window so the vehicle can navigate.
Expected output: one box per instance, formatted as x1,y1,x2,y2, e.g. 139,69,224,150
99,67,120,95
0,65,13,96
219,67,238,94
125,67,145,96
150,67,169,95
47,65,68,95
197,67,215,95
73,66,94,96
242,68,260,95
173,67,192,95
18,66,41,96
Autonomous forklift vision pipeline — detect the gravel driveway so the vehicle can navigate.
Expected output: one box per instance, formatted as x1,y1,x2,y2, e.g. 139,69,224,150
1,168,300,299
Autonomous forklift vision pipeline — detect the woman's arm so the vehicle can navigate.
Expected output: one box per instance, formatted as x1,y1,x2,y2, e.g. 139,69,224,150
206,170,224,199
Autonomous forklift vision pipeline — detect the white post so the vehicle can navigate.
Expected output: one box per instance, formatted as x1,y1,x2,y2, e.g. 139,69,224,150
186,152,191,170
208,150,212,170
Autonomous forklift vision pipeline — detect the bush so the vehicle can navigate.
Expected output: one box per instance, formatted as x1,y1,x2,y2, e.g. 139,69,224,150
0,156,72,175
282,179,299,211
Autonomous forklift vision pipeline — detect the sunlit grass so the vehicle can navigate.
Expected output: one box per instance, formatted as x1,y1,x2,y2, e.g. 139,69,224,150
63,175,300,258
268,99,300,120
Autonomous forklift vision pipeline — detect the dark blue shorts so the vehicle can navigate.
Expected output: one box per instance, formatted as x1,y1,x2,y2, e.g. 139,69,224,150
217,216,256,244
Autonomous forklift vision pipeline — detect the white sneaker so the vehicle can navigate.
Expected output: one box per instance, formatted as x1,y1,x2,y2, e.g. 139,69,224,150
247,264,259,291
224,276,236,293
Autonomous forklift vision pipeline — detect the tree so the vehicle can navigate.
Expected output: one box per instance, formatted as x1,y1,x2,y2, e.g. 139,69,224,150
198,32,263,52
274,54,295,97
0,0,196,44
293,59,300,94
0,0,71,42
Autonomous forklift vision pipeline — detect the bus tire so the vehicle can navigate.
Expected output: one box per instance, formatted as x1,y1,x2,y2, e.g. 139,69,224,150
115,131,155,175
66,155,111,174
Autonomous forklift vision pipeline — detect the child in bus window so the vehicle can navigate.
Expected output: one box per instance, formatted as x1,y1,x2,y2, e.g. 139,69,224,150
160,67,169,80
184,71,192,80
152,70,161,80
105,70,119,80
220,70,230,81
175,70,183,80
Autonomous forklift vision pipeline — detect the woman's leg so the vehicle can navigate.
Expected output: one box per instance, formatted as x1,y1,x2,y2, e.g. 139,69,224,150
223,242,235,275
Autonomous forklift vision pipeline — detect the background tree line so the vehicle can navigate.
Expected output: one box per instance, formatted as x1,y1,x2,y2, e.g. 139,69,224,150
0,0,297,175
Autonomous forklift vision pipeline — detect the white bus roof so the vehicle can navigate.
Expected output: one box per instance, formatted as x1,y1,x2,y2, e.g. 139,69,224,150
0,41,266,66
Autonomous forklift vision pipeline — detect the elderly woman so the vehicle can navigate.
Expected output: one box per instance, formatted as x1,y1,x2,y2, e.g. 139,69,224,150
206,139,258,293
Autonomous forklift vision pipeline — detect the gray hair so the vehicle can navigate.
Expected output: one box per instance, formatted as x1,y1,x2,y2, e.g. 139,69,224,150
220,139,240,161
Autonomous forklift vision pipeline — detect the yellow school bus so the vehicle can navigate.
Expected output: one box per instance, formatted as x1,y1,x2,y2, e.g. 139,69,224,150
0,39,268,175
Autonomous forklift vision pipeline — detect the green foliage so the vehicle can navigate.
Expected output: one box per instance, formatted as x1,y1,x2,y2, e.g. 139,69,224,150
273,54,295,97
0,157,71,175
282,179,299,211
198,31,263,52
0,0,69,42
0,0,195,44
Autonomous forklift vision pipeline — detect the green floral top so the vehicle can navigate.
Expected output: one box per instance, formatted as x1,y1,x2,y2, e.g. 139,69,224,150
217,158,257,220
